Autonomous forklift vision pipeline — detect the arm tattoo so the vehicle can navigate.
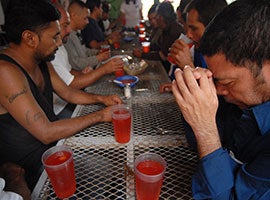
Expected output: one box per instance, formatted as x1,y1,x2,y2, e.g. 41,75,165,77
7,87,28,103
25,110,44,125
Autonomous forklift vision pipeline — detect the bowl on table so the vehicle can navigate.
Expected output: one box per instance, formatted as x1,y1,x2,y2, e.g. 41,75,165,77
123,36,134,42
113,75,139,88
123,31,136,37
123,60,148,76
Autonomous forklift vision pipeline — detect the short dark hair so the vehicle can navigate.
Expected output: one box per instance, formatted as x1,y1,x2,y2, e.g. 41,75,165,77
186,0,227,27
179,0,190,13
4,0,60,44
86,0,102,12
200,0,270,74
69,0,88,10
102,1,110,13
157,1,176,24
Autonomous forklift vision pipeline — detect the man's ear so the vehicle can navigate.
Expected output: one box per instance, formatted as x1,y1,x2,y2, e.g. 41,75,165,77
21,30,39,48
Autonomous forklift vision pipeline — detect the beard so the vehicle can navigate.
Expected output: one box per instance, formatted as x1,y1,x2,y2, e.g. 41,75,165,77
44,53,56,62
35,47,58,62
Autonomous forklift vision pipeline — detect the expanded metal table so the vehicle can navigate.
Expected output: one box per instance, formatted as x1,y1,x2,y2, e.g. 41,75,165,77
32,60,198,199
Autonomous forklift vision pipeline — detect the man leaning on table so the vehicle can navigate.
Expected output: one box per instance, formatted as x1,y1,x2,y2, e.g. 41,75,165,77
172,0,270,199
52,4,124,119
0,0,122,191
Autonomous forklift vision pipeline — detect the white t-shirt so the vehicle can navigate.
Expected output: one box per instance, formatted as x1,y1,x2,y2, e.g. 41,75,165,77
0,178,23,200
120,0,142,28
51,45,74,115
103,19,112,36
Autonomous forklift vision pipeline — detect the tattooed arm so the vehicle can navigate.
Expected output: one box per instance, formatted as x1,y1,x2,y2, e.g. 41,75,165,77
0,60,119,144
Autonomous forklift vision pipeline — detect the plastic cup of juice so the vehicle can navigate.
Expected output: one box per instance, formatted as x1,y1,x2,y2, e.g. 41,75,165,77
139,27,145,34
141,42,150,53
42,145,76,199
135,152,166,200
167,34,193,65
114,68,125,77
139,34,146,42
101,44,110,52
111,104,132,144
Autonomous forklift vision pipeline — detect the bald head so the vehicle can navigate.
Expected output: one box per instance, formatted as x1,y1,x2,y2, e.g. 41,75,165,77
68,0,90,31
68,0,89,16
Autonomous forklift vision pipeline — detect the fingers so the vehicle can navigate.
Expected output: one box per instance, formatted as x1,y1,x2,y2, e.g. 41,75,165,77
174,67,193,101
113,95,123,104
169,39,188,54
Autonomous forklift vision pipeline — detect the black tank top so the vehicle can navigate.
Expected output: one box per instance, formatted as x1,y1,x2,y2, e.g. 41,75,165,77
0,54,58,190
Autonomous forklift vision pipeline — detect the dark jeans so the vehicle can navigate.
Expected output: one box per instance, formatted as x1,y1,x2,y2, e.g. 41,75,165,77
57,103,76,119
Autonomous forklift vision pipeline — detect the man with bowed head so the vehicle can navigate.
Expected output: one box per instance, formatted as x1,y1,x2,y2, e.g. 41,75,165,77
0,0,121,191
172,0,270,199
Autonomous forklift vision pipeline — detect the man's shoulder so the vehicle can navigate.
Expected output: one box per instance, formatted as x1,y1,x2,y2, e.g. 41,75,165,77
0,57,22,74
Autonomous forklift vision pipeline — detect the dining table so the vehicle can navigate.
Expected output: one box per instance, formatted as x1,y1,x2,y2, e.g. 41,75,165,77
31,35,199,200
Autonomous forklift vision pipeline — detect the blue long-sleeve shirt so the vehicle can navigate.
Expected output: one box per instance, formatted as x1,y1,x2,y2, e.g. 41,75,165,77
188,99,270,199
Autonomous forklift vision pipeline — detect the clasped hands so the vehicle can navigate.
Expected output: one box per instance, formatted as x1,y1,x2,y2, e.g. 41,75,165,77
172,66,219,133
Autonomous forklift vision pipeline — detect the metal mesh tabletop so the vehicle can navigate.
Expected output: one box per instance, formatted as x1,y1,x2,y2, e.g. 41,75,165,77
32,60,198,200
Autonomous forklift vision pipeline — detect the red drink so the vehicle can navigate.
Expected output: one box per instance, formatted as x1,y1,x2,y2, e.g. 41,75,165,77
142,42,150,53
112,105,131,143
139,34,145,42
139,27,145,34
101,45,110,52
139,20,145,29
142,46,150,53
135,153,166,200
136,160,164,200
114,69,125,77
43,148,76,199
112,110,131,143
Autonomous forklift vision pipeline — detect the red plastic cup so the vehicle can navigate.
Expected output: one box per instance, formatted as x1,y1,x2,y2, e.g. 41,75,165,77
42,145,76,199
142,42,150,53
139,27,145,34
139,20,145,29
111,104,132,144
167,34,193,65
139,34,146,42
135,153,166,200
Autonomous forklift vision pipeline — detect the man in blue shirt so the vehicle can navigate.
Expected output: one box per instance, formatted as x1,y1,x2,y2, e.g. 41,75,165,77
172,0,270,199
82,0,120,49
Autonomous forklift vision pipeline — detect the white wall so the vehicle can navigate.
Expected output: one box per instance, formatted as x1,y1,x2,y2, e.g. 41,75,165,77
141,0,236,20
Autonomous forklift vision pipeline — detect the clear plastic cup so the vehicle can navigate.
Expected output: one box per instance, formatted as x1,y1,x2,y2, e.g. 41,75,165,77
42,145,76,199
135,152,166,200
111,104,132,143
